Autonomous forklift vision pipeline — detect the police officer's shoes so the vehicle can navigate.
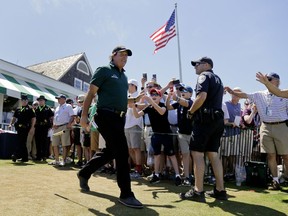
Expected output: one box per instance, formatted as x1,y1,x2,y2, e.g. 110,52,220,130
179,188,206,203
77,172,90,192
118,196,143,209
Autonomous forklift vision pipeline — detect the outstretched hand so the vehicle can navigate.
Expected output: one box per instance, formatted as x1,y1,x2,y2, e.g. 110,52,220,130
135,93,145,102
224,86,233,94
256,72,269,85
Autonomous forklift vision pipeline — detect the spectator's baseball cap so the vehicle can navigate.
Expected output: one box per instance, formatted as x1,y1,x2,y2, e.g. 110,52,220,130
191,57,213,68
149,88,162,97
267,72,280,79
21,94,28,100
112,46,132,56
66,98,74,104
55,94,66,99
128,79,138,87
33,101,39,106
77,94,85,103
179,85,193,94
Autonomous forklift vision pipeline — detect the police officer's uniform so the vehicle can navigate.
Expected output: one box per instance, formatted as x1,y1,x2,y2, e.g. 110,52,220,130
190,69,224,152
34,95,54,160
12,95,36,161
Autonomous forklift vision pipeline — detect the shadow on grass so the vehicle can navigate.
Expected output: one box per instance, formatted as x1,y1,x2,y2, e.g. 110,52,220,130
12,162,34,166
224,182,270,194
83,191,164,215
54,193,110,216
206,199,286,216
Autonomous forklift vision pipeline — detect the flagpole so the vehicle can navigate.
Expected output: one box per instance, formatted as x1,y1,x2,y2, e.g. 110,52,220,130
175,3,183,82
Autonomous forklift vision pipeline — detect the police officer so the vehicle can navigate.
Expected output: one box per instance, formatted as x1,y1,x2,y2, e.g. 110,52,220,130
180,57,227,202
78,46,143,209
9,94,36,162
34,95,54,161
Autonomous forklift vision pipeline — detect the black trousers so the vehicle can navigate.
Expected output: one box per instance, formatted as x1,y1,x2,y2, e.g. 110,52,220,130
79,109,133,198
15,128,29,160
35,126,49,159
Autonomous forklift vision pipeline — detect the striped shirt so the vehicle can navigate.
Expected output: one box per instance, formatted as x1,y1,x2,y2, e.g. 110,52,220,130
247,90,288,122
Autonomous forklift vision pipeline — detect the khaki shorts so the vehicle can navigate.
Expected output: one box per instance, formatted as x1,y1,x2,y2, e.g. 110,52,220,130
90,130,99,152
143,126,153,151
260,122,288,154
125,125,142,149
177,133,190,154
99,133,106,149
52,125,71,147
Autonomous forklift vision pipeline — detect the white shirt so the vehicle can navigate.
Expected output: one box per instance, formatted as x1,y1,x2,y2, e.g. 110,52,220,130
247,90,288,122
222,102,230,120
54,103,74,125
125,91,143,129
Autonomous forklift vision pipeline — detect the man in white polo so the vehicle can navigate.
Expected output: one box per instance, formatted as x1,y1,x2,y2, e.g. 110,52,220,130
49,94,74,166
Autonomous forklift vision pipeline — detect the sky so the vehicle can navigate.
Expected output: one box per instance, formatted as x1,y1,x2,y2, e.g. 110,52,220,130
1,0,288,102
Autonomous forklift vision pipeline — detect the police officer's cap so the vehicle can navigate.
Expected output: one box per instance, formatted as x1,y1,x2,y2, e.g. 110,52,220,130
37,95,47,101
191,57,213,68
21,94,28,100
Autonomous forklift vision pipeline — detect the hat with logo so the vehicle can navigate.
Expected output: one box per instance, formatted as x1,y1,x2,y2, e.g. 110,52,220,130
21,94,28,100
149,88,162,97
112,46,132,56
55,94,66,99
128,79,138,87
191,57,213,68
37,95,47,101
267,72,280,79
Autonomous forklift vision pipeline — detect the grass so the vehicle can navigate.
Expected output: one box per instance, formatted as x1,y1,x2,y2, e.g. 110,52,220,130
0,159,287,216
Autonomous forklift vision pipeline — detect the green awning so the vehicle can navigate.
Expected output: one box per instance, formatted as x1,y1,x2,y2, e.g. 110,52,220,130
0,73,72,107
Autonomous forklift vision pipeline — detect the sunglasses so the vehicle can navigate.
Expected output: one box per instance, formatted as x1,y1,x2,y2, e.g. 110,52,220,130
267,77,273,81
150,93,160,97
146,85,154,88
180,90,189,93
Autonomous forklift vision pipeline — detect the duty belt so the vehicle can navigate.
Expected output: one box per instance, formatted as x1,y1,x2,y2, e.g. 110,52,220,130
18,124,28,128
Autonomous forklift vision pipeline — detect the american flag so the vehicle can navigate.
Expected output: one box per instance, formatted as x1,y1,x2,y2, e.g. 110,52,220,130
150,10,176,53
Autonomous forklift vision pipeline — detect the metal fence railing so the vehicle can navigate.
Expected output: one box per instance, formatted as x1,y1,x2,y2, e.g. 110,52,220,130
0,123,15,131
219,125,262,176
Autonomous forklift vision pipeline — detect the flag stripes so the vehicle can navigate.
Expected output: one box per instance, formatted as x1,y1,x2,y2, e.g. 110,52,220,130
150,10,176,53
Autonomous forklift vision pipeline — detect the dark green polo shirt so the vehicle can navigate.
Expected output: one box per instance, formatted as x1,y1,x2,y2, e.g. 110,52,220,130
91,63,128,111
